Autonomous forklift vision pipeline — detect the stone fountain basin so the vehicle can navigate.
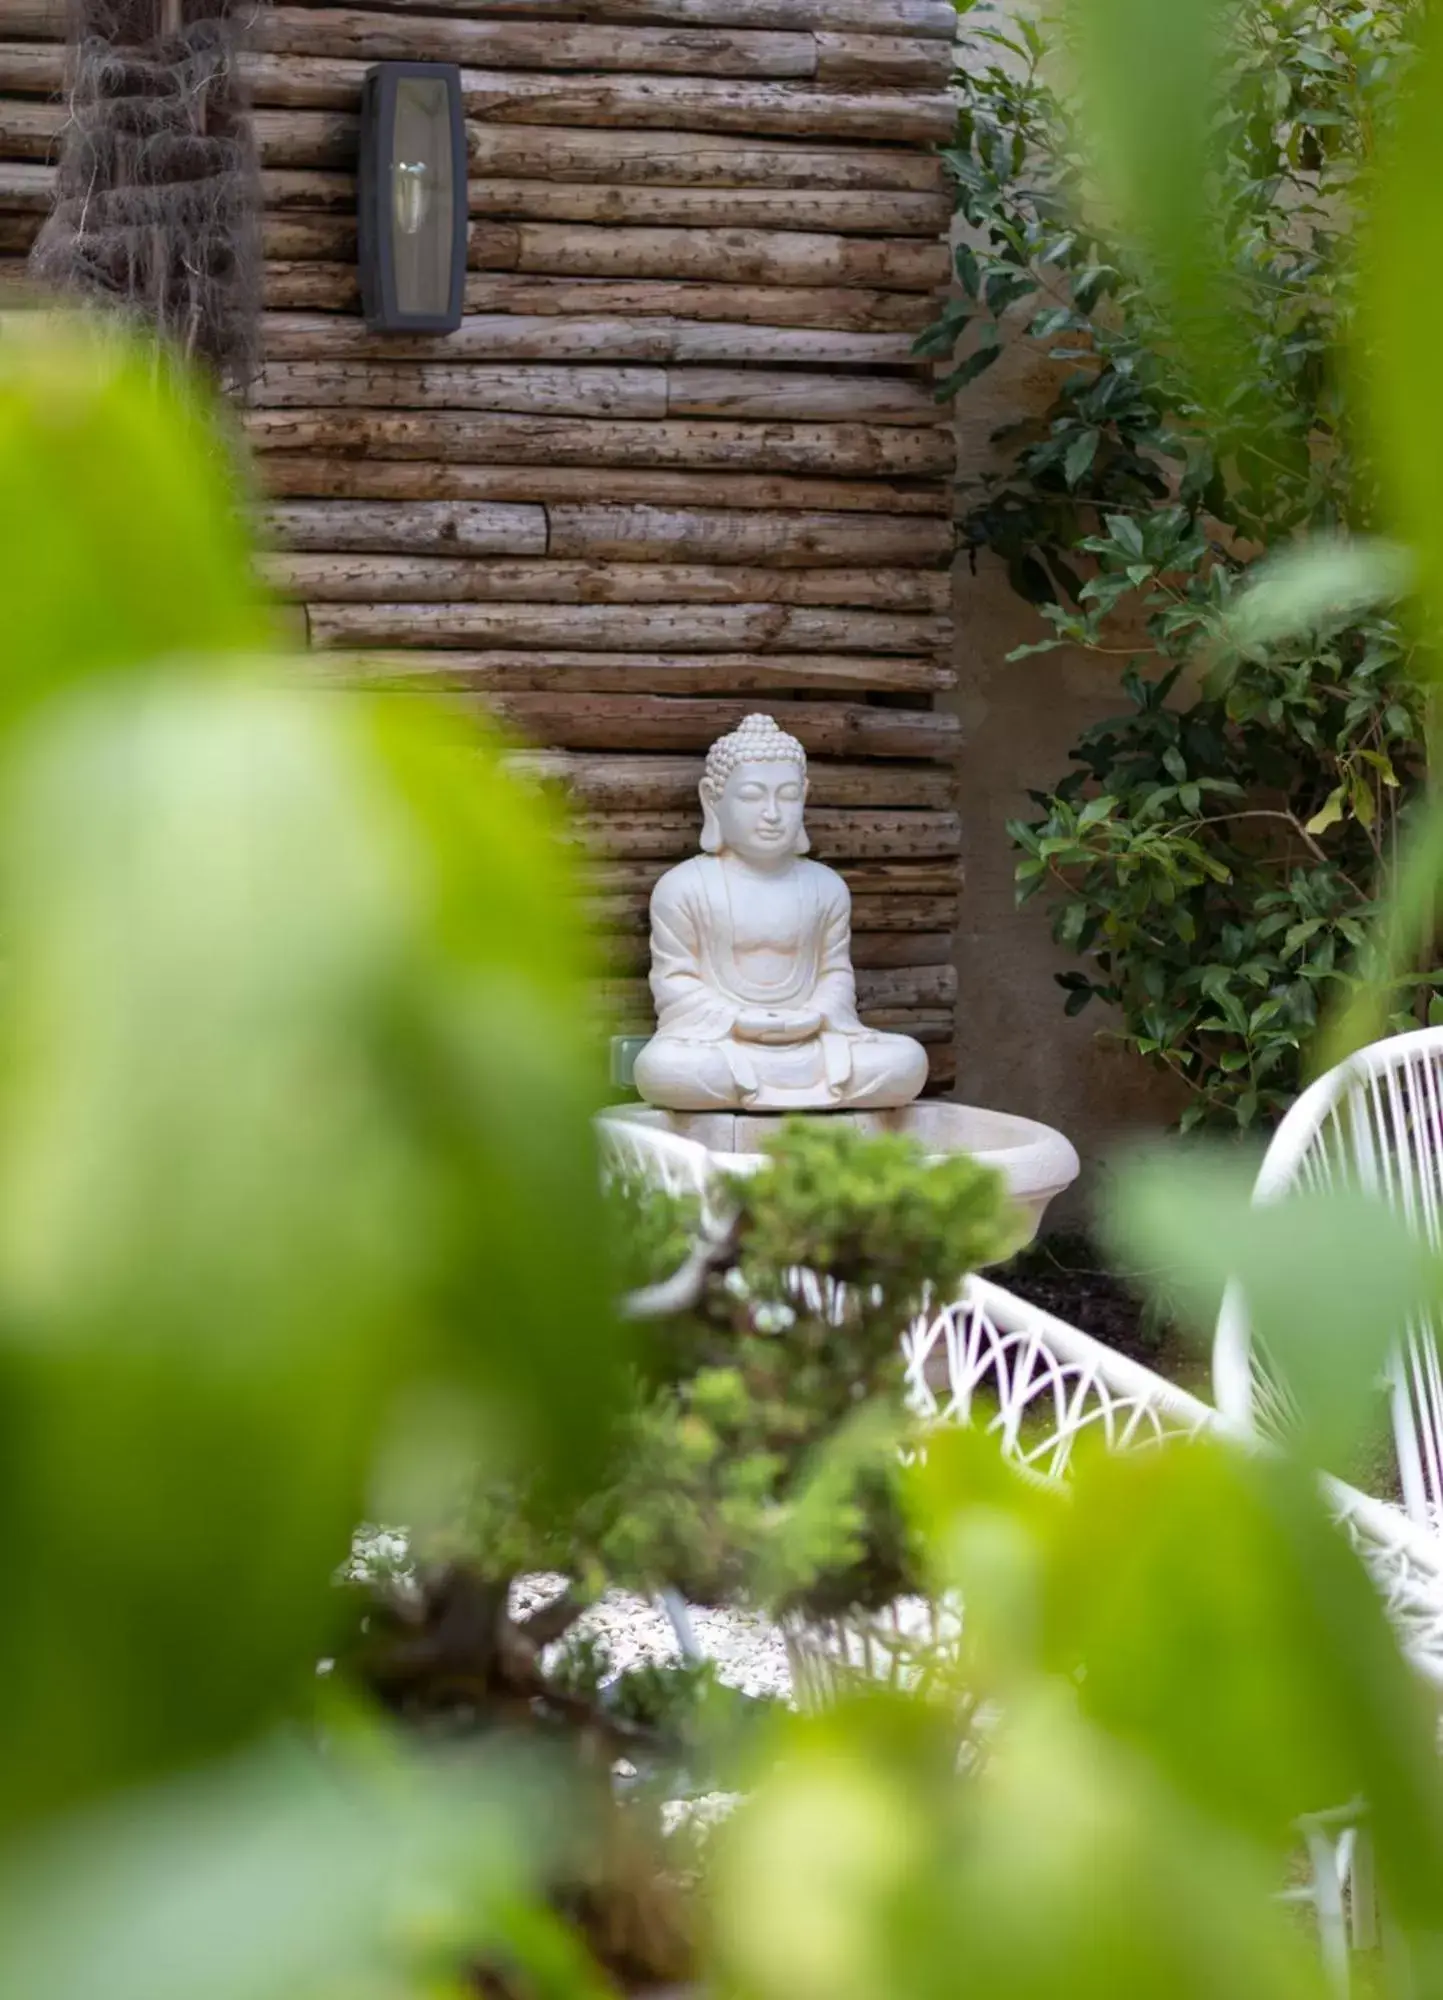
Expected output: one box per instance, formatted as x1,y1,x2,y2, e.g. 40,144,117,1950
600,1101,1080,1247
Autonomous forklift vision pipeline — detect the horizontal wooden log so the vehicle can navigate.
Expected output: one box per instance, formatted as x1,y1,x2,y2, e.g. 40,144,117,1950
468,123,945,191
251,109,949,188
0,45,61,95
257,456,952,516
253,107,359,167
466,691,960,758
262,214,946,293
259,310,920,367
573,808,961,859
242,54,957,144
813,32,950,87
1,1,63,38
261,216,355,262
0,159,50,209
602,928,953,973
668,368,936,422
262,263,935,332
304,602,954,660
258,168,352,211
245,411,956,478
479,221,948,292
265,501,549,556
251,361,939,426
257,10,819,76
255,10,954,86
466,180,948,235
599,962,955,1016
255,167,948,235
0,214,39,254
270,553,950,611
861,964,957,1007
464,274,934,330
516,753,956,810
544,502,951,565
263,0,958,37
584,854,961,892
261,262,360,310
252,359,670,418
0,99,60,159
309,645,951,694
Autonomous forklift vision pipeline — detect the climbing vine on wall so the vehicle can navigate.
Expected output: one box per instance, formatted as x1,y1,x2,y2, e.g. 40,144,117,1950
928,0,1430,1129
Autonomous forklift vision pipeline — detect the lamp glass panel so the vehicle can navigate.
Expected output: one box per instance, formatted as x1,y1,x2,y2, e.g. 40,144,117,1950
390,77,454,318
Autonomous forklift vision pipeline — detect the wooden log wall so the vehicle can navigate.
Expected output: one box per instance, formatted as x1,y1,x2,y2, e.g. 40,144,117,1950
0,0,962,1089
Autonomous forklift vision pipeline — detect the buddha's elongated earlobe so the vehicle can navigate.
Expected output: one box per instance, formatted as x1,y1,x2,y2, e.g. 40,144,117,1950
699,781,723,853
794,778,811,854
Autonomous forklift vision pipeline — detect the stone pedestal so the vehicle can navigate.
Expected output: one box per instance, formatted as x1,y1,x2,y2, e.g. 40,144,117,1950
600,1101,1080,1248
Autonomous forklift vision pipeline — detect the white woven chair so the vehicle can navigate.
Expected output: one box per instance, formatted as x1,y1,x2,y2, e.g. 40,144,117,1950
1210,1026,1443,1986
789,1272,1443,1997
1214,1026,1443,1540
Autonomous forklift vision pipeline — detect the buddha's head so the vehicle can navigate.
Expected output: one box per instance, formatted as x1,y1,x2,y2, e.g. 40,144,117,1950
699,713,809,869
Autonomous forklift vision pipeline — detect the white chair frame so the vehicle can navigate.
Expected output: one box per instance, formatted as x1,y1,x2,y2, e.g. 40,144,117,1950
599,1095,1443,1986
1214,1025,1443,1542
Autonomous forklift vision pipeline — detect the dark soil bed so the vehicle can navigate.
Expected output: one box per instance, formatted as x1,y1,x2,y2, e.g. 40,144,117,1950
998,1230,1198,1379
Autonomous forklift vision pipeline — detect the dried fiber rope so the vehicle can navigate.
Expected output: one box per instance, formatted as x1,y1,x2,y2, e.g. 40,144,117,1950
30,0,264,391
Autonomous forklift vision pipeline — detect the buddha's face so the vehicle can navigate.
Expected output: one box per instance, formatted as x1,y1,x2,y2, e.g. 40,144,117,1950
707,758,807,868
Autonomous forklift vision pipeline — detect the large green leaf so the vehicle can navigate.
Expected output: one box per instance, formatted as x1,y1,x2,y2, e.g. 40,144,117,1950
0,1736,569,2000
1355,2,1443,660
1043,1446,1439,1852
0,315,272,703
713,1685,1325,2000
1107,1147,1440,1467
0,676,622,1834
1058,0,1241,413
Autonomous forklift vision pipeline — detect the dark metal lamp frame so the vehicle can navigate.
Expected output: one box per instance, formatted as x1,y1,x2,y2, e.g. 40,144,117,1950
357,60,467,335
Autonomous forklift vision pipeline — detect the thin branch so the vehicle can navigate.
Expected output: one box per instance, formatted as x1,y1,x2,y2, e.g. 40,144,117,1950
520,1588,588,1649
1185,807,1366,894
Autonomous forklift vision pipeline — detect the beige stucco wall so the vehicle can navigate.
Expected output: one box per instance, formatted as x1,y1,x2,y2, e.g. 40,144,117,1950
943,334,1183,1224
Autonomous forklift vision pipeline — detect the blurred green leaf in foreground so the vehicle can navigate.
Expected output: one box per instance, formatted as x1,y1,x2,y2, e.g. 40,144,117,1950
0,312,629,1982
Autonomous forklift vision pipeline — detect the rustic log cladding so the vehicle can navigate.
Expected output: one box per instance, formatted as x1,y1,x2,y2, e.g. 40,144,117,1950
0,0,963,1088
26,0,262,388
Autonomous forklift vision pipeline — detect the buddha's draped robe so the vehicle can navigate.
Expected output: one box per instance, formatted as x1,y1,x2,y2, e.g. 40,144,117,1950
636,854,926,1110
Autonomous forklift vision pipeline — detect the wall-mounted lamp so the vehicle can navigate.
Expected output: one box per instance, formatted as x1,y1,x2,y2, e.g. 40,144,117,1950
358,61,466,335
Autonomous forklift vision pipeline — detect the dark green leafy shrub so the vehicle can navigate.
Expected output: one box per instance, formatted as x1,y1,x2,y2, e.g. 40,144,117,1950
447,1119,1017,1627
931,0,1431,1129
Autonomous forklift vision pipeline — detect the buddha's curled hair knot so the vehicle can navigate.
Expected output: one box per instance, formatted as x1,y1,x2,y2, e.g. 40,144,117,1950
703,714,807,792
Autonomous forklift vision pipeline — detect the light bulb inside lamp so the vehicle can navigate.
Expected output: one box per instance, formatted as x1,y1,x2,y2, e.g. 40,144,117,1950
393,160,431,237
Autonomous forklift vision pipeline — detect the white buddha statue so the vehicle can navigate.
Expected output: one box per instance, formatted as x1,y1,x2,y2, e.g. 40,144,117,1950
632,714,929,1113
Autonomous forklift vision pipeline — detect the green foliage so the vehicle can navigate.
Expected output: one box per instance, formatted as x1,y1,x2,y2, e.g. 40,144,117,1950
931,1,1431,1128
453,1120,1017,1621
21,13,1443,1983
715,1406,1443,2000
602,1121,1014,1613
604,1171,699,1294
0,313,631,1987
727,1117,1021,1312
0,314,274,702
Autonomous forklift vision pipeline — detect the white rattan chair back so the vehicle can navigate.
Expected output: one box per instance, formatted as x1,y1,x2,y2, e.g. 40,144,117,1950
1213,1026,1443,1534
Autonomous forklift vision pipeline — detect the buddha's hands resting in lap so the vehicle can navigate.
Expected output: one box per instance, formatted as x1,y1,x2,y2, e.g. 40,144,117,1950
734,1005,824,1046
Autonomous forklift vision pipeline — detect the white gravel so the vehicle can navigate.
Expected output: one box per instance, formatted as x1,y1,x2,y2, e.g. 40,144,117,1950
512,1572,793,1703
347,1531,795,1704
